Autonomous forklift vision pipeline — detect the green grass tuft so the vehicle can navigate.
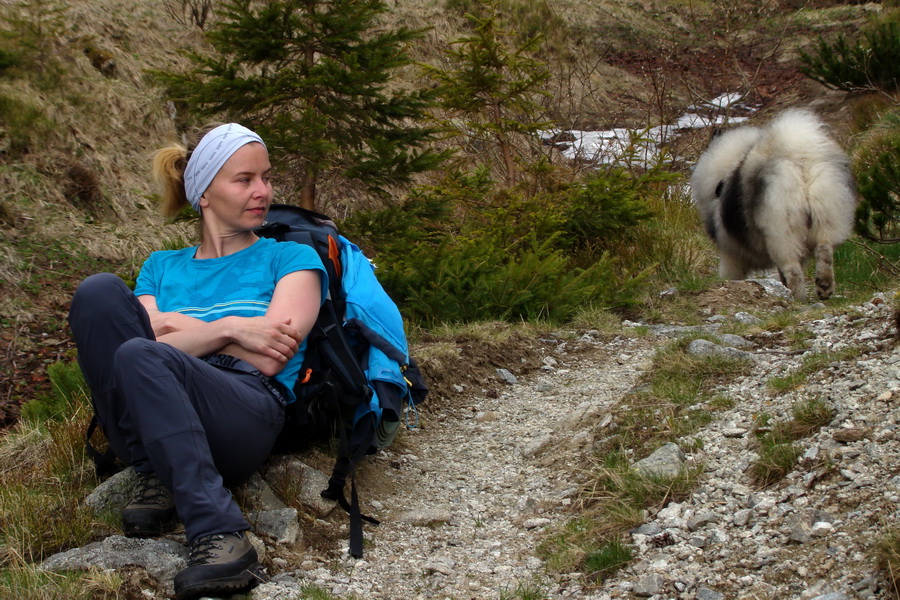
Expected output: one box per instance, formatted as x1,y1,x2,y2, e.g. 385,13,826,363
498,579,550,600
584,538,633,578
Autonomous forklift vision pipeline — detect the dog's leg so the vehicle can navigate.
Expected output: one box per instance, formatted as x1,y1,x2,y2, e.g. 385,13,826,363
814,243,835,300
719,252,748,280
779,263,807,302
768,229,807,301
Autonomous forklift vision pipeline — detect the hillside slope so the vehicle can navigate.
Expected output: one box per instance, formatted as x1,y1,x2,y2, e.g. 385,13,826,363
0,0,881,423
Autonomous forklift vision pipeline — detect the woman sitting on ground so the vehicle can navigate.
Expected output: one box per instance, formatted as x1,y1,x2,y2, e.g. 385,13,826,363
68,123,326,600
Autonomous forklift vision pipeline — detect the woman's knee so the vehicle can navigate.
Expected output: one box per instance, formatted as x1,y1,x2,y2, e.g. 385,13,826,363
70,274,131,318
114,337,163,364
113,338,173,381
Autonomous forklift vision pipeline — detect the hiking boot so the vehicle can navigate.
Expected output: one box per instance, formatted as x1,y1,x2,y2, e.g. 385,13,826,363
173,531,264,600
122,472,177,538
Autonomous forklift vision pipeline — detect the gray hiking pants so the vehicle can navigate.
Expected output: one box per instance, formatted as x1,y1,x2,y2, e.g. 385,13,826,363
68,273,285,542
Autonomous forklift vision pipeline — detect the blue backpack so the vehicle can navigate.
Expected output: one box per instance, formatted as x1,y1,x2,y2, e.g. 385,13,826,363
256,203,428,558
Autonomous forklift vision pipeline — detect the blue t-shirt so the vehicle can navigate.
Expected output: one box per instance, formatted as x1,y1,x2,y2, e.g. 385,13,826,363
134,236,327,402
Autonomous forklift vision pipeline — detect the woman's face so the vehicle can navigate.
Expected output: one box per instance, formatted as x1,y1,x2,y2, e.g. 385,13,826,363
199,142,273,230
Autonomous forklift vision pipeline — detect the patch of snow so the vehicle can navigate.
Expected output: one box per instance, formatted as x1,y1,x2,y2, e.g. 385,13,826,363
543,91,757,168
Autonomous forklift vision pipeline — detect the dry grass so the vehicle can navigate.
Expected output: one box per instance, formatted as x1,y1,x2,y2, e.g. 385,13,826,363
0,375,105,570
538,451,702,576
749,398,834,487
875,528,900,598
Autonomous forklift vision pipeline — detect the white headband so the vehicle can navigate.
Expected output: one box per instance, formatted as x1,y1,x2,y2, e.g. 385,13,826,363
183,123,266,212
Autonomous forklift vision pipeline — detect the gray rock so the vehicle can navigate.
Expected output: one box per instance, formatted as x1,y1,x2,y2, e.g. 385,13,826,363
557,401,599,431
689,535,707,547
632,442,686,478
747,278,793,299
717,333,754,348
646,323,722,337
789,521,812,544
523,517,551,529
84,468,138,515
734,311,763,325
722,426,749,438
240,472,288,511
252,576,303,600
687,339,756,361
697,587,725,600
42,535,186,593
522,433,553,458
732,508,752,526
687,510,717,531
810,594,849,600
497,368,518,384
632,523,662,536
263,459,336,518
396,508,453,526
249,508,300,545
634,573,664,596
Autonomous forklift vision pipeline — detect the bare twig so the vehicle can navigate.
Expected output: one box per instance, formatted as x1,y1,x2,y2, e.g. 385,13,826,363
850,239,900,277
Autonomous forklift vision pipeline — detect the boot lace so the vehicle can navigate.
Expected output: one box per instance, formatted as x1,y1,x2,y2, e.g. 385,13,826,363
187,533,227,566
132,474,170,506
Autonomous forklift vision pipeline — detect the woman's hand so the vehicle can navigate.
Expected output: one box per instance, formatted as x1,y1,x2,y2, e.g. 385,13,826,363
229,269,322,377
227,316,302,364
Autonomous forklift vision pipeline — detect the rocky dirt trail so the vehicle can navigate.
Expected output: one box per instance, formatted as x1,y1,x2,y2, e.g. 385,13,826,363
302,335,657,600
271,280,900,600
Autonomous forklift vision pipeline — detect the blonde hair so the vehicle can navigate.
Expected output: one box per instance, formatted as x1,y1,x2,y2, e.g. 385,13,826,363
151,144,188,218
151,123,224,218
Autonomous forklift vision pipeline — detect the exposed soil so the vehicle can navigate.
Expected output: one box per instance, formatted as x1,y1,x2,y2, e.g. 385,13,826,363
690,280,795,315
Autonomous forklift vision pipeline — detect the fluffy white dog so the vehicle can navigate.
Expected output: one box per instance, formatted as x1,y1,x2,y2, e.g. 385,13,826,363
691,109,857,301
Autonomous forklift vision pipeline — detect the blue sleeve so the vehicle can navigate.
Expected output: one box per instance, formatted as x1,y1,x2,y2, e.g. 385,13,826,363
275,242,329,306
133,253,160,297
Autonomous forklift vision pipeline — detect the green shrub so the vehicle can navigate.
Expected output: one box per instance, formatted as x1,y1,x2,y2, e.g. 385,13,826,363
0,564,103,600
342,166,656,325
853,110,900,244
833,238,900,301
787,398,834,437
855,147,900,241
0,0,68,82
540,451,700,576
445,0,567,42
561,166,657,252
20,361,89,425
498,580,550,600
800,21,900,93
398,232,646,324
